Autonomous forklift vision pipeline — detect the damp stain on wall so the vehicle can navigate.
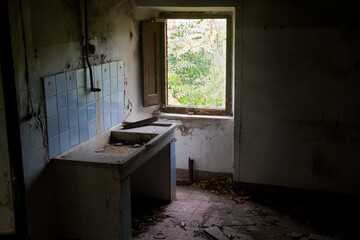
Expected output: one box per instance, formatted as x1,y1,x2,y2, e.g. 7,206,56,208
126,99,133,118
178,123,193,136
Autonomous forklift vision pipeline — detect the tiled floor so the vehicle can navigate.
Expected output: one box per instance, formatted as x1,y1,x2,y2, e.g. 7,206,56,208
132,186,347,240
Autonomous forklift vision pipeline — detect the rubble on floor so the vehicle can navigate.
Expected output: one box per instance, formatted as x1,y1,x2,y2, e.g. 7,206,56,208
132,180,356,240
131,199,170,235
194,176,250,204
203,226,229,240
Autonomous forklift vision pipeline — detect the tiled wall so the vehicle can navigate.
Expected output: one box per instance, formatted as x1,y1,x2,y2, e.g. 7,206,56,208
44,61,125,158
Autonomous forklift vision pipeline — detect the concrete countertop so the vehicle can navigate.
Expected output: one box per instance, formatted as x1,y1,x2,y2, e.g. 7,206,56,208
52,121,177,172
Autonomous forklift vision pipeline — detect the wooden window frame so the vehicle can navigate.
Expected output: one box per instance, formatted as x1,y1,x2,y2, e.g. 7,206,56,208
160,12,233,116
141,21,164,107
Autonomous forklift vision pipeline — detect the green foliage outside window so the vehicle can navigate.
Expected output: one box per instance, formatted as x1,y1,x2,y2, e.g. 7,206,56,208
167,19,227,108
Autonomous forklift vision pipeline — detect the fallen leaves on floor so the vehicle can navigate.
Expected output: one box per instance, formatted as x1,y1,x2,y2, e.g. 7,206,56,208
193,176,250,204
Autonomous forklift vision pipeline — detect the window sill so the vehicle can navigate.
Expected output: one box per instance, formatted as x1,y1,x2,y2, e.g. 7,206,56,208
156,112,233,121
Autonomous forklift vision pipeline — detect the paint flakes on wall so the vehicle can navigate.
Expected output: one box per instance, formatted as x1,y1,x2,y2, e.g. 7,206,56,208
178,121,193,136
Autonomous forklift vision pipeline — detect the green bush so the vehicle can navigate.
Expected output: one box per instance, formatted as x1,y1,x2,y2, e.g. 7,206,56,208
167,19,227,108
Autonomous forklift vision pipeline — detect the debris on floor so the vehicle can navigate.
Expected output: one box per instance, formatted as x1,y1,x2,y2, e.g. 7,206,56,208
198,214,209,228
233,233,255,240
194,176,250,204
204,226,229,240
180,220,187,231
290,232,303,239
262,219,280,226
293,234,333,240
248,207,270,217
131,199,170,236
132,185,351,240
153,231,166,239
308,233,333,240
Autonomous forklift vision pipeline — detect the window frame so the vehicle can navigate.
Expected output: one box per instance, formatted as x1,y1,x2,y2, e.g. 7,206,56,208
160,12,233,116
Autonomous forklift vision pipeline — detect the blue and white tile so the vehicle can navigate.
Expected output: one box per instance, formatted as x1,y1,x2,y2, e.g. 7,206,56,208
45,96,57,118
97,114,104,133
103,96,110,113
55,73,67,94
102,63,110,81
79,123,89,142
48,136,60,158
110,94,118,111
95,80,103,99
85,67,92,91
57,93,68,115
86,90,95,103
47,116,58,139
58,112,69,134
118,111,125,123
76,69,85,88
118,91,124,110
87,102,96,121
46,116,59,139
111,111,118,126
103,80,110,97
119,102,125,113
118,61,125,76
88,119,96,138
110,78,118,95
110,62,117,79
77,87,87,107
94,65,103,83
66,71,76,90
44,75,56,98
68,108,79,129
59,131,70,153
99,98,104,115
78,105,87,124
118,75,125,92
69,126,79,147
104,112,111,130
67,89,77,109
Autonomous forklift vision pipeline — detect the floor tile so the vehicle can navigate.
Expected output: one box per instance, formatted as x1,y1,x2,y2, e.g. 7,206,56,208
132,186,344,240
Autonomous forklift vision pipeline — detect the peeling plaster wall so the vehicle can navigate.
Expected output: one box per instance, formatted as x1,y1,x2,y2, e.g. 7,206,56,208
164,117,233,175
7,0,154,238
0,65,15,234
239,0,360,195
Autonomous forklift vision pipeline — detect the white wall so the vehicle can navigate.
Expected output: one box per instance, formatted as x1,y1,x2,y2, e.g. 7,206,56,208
160,117,233,175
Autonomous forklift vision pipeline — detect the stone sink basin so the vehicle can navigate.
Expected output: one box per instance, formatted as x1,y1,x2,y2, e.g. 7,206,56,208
52,120,177,179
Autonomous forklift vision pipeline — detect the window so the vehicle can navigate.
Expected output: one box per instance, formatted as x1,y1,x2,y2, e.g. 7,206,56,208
141,13,233,116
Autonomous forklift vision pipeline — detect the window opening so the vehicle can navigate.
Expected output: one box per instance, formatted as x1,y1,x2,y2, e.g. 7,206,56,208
167,18,227,109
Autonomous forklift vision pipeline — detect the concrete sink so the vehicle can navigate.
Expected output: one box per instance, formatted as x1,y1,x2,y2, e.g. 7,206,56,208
51,120,177,240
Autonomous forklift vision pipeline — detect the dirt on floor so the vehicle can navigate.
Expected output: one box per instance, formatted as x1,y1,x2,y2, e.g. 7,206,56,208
132,183,358,240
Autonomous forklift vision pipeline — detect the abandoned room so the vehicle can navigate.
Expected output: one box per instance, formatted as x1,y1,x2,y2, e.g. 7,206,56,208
1,0,360,239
